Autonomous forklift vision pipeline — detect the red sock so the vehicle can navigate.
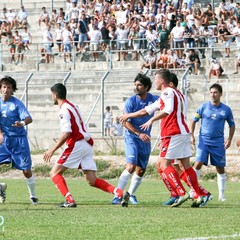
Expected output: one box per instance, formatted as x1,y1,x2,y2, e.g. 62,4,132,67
185,167,201,197
164,166,186,196
94,178,123,198
158,167,178,197
52,174,74,203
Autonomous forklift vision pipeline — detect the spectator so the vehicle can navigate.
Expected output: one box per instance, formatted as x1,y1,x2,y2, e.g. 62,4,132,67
69,2,79,22
232,21,240,49
111,117,123,136
167,49,179,69
219,0,230,20
17,5,28,29
14,30,24,64
21,26,32,52
187,49,201,75
6,8,17,29
50,9,58,28
233,53,240,74
156,48,168,69
104,106,112,136
208,58,224,82
88,24,102,61
139,15,148,49
128,27,140,61
158,23,170,50
6,31,16,63
140,49,156,73
43,25,54,63
38,7,50,29
78,13,89,52
55,23,63,56
183,25,195,49
145,25,158,52
0,21,11,43
62,23,73,63
218,24,232,58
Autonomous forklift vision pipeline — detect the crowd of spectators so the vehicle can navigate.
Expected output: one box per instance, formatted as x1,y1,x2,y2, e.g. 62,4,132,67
0,0,240,72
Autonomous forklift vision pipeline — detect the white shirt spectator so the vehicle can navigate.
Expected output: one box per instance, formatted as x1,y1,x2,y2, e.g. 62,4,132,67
88,28,102,43
62,28,72,43
116,9,128,25
55,28,63,41
171,25,185,41
6,9,16,23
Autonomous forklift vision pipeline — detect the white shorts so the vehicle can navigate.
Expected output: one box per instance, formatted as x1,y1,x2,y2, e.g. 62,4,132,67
57,139,97,171
160,134,192,160
224,38,232,48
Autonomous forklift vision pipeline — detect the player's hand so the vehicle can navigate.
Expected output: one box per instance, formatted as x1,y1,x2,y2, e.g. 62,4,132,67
43,149,54,162
191,134,195,145
138,133,151,142
224,139,231,149
140,119,153,131
119,113,129,123
0,132,4,145
12,121,24,127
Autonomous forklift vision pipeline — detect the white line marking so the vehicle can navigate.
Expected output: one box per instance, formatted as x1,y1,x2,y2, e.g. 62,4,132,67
176,233,240,240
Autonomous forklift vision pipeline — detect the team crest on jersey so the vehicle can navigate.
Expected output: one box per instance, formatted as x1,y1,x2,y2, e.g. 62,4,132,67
9,104,16,111
59,114,63,119
163,92,168,96
220,110,226,116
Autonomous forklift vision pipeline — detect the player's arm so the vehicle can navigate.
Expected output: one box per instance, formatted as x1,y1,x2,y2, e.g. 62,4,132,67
190,120,197,145
43,132,71,162
123,121,150,143
12,116,32,127
0,125,3,144
225,125,235,149
140,111,168,131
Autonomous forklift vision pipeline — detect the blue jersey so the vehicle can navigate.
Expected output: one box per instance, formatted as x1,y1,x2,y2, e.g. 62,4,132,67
124,93,159,137
193,101,235,146
0,96,32,137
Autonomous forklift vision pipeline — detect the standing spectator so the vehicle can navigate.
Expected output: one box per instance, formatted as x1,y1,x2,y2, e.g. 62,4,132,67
139,15,148,49
88,24,102,61
170,20,185,59
104,106,112,136
219,0,230,20
69,2,79,22
111,117,123,136
6,31,16,64
38,7,50,29
55,23,63,56
218,24,232,58
112,73,158,205
17,5,28,29
232,21,240,48
43,83,129,208
158,23,170,50
0,76,38,204
190,83,235,202
62,23,73,63
128,27,140,61
50,9,58,28
78,13,89,52
21,26,32,52
145,25,158,52
14,30,24,64
43,25,54,63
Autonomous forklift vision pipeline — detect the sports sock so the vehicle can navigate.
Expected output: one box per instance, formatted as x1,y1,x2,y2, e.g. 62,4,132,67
94,178,123,197
194,169,201,180
163,166,186,196
117,169,132,191
26,175,37,198
158,167,178,197
128,173,142,195
52,174,75,202
217,173,226,200
185,167,201,197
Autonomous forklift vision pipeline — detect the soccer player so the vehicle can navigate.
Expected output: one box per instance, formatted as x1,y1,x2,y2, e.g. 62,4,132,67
112,73,158,205
0,76,38,204
140,69,205,207
190,83,235,202
43,83,129,208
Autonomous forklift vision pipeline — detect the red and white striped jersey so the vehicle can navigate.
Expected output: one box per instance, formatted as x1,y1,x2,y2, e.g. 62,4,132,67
59,100,93,146
160,87,190,137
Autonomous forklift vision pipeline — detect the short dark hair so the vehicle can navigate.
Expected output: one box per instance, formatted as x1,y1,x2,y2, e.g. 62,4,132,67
210,83,222,94
170,72,178,87
51,83,67,99
134,73,152,92
0,76,18,92
155,69,172,85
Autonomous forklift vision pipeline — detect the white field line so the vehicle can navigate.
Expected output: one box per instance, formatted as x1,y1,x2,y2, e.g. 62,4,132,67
176,233,240,240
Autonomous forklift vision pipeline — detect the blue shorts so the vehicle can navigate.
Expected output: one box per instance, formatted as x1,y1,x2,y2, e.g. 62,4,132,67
124,135,151,169
0,135,32,170
63,43,72,52
195,140,226,167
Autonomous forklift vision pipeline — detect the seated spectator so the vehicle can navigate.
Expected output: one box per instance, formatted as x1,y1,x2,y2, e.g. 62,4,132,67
17,5,28,29
183,25,195,49
208,58,224,82
140,49,156,73
156,48,168,69
187,49,201,75
219,0,230,20
38,7,50,29
111,117,123,136
0,21,11,43
179,53,188,68
232,21,240,48
233,53,240,74
167,49,179,69
21,26,32,52
50,9,58,28
6,8,17,29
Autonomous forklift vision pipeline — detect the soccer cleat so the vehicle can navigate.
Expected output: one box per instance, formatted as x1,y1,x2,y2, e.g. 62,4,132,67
0,183,7,203
30,197,39,205
171,193,190,208
112,197,121,205
200,193,213,207
218,197,226,202
191,196,204,208
162,197,177,206
121,192,130,207
59,201,77,208
129,195,139,205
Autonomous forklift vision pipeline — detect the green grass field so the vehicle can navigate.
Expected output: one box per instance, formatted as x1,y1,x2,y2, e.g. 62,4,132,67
0,179,240,240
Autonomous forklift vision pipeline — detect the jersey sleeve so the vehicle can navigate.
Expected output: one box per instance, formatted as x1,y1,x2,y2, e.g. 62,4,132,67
145,99,160,115
226,107,235,127
193,104,203,122
161,89,174,114
59,105,72,133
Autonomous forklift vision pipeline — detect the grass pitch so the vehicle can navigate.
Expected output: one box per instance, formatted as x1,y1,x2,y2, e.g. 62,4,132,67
0,179,240,240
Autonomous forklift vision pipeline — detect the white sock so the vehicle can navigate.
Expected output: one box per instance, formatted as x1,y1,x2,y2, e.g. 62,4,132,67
128,173,142,196
26,175,37,198
116,169,132,196
217,173,226,200
194,169,201,180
